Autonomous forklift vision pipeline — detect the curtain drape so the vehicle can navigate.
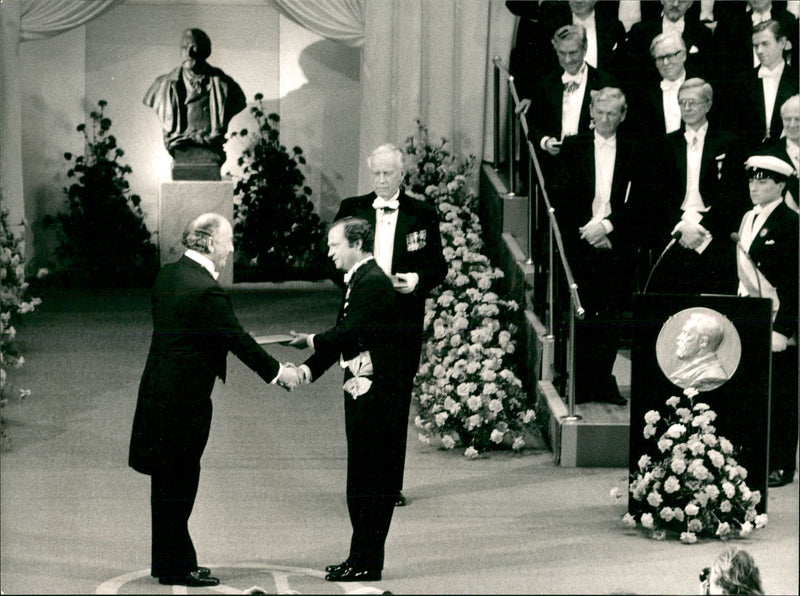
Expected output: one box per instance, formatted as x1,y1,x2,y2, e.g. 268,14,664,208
272,0,365,48
20,0,124,41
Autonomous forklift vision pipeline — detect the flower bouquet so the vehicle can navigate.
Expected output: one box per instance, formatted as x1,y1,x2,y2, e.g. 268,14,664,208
405,122,537,458
616,388,767,543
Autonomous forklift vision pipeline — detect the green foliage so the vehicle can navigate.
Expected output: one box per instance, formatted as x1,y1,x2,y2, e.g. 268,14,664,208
45,100,158,288
230,95,327,281
1,206,41,451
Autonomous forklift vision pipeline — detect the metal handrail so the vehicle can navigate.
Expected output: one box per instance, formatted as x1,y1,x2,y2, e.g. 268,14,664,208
492,56,584,420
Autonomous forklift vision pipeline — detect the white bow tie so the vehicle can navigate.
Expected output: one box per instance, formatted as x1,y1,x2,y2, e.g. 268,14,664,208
663,19,684,33
751,10,770,24
372,197,399,211
758,65,781,79
343,270,355,284
660,79,681,92
595,137,616,149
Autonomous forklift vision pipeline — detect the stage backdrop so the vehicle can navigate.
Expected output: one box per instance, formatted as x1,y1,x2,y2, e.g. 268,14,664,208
630,294,773,513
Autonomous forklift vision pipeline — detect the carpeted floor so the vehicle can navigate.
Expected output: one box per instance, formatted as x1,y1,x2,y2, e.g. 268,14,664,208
1,287,797,595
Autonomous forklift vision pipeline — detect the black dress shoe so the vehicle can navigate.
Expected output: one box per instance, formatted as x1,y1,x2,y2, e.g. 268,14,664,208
769,469,794,487
159,571,220,587
325,560,351,573
196,566,211,577
325,563,381,582
395,491,408,507
603,392,628,406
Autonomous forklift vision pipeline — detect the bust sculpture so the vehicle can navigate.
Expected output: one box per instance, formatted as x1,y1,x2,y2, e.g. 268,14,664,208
143,28,246,180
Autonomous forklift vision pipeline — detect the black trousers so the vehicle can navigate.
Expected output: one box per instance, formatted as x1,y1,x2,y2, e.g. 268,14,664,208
343,386,404,570
770,346,799,476
150,464,200,578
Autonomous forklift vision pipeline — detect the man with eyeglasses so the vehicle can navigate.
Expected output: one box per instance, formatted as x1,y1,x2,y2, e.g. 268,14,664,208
737,19,799,148
735,153,798,488
628,32,705,137
643,78,748,295
622,0,713,83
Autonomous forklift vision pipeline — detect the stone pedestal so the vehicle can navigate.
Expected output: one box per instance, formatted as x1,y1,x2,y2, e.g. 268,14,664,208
171,146,224,181
159,180,234,286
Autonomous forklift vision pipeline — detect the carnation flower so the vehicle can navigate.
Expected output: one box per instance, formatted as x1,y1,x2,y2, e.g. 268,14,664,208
622,513,636,528
664,476,681,494
755,514,768,529
512,437,525,450
716,522,731,538
644,410,661,425
680,531,698,544
647,491,663,507
666,424,687,439
441,435,456,449
685,503,699,516
490,428,505,444
464,446,479,459
641,513,654,529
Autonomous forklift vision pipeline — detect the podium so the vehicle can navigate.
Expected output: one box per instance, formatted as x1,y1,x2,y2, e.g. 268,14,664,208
629,294,773,512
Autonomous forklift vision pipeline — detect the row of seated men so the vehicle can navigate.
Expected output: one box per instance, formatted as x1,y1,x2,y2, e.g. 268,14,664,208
510,0,799,148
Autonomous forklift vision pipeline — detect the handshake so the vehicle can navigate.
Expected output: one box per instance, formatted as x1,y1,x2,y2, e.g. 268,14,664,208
276,331,312,391
276,362,310,391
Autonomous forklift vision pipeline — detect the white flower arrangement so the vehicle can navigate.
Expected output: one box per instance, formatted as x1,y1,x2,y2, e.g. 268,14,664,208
405,122,536,457
614,388,766,543
1,206,42,449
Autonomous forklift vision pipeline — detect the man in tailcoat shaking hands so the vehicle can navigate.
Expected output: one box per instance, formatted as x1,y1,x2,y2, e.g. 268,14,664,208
288,217,406,581
334,144,447,507
129,213,298,587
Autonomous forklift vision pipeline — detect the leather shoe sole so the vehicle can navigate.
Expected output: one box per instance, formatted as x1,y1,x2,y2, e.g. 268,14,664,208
395,492,408,507
325,564,381,582
159,571,220,587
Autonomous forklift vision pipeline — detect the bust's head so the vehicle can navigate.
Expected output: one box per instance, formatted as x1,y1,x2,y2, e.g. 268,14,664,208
180,29,211,70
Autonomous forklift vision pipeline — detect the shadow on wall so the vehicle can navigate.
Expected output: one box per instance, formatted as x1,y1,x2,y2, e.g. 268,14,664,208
281,39,361,223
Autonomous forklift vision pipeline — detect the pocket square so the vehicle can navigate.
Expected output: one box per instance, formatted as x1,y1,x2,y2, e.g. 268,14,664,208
689,45,699,54
765,239,775,245
715,154,726,161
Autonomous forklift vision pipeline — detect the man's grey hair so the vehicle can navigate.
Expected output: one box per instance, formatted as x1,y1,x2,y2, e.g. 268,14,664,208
650,31,686,57
590,87,627,114
552,24,588,50
366,143,404,170
182,212,230,254
679,77,713,104
780,94,800,117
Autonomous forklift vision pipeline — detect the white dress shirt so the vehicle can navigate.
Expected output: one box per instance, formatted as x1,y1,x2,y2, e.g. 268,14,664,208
682,123,709,214
759,61,785,138
737,198,783,316
590,132,617,233
662,16,685,35
561,64,587,139
573,12,598,68
661,71,686,133
373,190,399,276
